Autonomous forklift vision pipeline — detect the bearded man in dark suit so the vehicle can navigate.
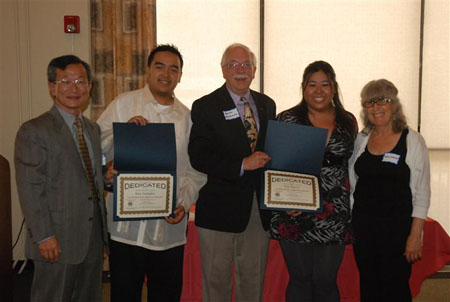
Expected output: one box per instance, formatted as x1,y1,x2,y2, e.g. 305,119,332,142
188,43,276,302
15,55,108,302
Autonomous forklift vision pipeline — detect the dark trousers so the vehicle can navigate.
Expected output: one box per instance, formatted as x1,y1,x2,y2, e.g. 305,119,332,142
353,219,412,302
280,240,345,302
109,239,184,302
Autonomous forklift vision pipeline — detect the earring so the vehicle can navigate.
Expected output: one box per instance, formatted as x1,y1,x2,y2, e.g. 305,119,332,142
331,99,336,107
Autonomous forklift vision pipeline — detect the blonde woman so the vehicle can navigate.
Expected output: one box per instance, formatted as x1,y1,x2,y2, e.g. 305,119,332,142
349,79,431,302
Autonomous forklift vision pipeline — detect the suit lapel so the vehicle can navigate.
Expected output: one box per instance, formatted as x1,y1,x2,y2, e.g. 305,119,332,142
218,85,252,152
83,117,103,185
83,118,100,162
251,91,268,151
48,106,88,179
49,107,81,160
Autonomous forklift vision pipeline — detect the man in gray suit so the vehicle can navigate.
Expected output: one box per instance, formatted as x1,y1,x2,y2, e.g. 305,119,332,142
15,55,108,302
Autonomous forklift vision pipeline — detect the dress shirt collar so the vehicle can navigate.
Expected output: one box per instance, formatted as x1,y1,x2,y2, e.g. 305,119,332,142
54,104,83,129
225,86,260,129
226,86,252,107
144,84,183,115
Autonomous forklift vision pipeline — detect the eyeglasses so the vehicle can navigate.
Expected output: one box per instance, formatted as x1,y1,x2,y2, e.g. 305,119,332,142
54,78,89,88
226,61,253,70
363,97,392,108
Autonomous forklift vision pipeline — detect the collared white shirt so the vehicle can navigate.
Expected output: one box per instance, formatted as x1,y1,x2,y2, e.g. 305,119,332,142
97,85,206,250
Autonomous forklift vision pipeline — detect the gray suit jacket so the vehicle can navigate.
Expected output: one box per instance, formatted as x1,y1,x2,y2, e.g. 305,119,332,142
15,106,108,264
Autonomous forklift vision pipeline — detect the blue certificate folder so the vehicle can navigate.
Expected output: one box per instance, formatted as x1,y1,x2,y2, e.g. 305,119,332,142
261,120,327,212
112,123,177,221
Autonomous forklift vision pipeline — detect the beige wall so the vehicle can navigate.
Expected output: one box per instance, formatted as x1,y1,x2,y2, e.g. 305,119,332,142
0,0,90,260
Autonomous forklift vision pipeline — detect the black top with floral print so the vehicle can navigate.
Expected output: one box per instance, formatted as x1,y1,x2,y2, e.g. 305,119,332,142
269,107,356,245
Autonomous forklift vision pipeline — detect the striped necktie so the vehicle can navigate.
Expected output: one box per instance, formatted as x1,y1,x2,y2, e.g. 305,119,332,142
241,97,258,151
75,117,98,202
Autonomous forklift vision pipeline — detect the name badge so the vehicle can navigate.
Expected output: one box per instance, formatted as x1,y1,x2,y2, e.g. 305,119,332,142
223,108,240,120
382,152,400,164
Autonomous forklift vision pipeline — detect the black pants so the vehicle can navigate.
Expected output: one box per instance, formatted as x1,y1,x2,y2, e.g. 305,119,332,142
279,240,345,302
109,239,184,302
353,218,412,302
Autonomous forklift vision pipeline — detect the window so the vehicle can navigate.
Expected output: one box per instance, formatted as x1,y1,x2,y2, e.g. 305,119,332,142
157,0,260,109
157,0,448,148
156,0,450,231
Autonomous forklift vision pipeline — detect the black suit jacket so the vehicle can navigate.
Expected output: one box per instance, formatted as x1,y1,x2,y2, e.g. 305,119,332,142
188,84,276,232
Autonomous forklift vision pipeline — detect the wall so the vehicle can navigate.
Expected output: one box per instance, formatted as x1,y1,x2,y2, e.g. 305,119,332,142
0,0,90,260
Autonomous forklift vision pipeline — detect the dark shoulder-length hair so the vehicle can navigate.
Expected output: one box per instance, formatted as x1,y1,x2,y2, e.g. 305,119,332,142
360,79,407,134
288,60,356,135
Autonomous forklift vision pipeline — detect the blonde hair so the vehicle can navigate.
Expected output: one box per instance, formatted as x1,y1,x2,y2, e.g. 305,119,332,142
360,79,407,134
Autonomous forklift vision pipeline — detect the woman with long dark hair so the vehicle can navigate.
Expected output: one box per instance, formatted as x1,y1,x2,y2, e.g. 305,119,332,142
270,61,357,302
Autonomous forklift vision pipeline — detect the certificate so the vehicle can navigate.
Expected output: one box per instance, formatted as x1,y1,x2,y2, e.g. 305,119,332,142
112,123,177,220
261,120,327,212
115,174,174,219
264,170,320,211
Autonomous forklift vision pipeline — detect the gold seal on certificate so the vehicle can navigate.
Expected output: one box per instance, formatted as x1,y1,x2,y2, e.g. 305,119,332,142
264,170,320,212
116,173,174,219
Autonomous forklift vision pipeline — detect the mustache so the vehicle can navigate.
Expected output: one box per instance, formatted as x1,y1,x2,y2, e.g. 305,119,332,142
233,74,249,80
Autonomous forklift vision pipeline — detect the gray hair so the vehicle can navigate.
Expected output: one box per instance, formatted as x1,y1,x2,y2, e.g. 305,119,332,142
220,43,257,68
360,79,407,134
